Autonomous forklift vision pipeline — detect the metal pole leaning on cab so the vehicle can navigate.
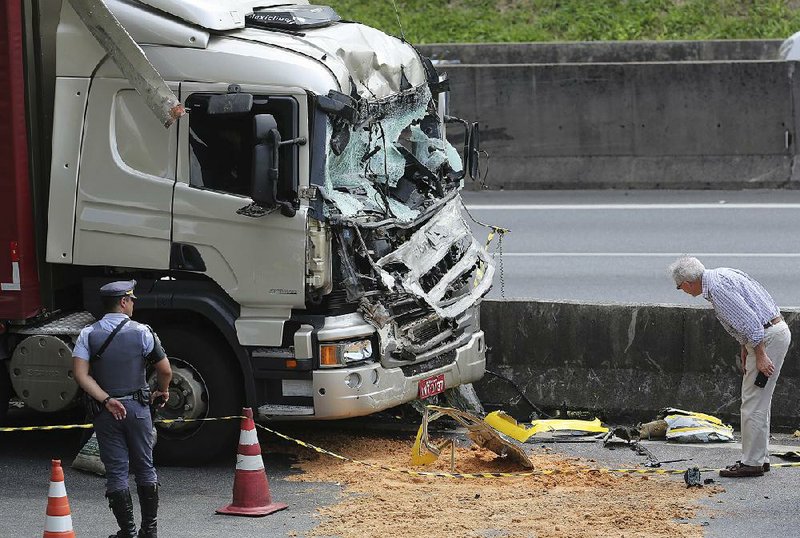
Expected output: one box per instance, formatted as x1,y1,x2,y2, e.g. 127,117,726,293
66,0,186,128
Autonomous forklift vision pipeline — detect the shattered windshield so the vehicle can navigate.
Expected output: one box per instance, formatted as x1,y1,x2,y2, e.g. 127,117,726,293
323,86,464,222
311,67,494,366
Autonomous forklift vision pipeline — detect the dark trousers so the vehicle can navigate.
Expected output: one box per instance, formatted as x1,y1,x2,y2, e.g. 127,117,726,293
95,399,157,493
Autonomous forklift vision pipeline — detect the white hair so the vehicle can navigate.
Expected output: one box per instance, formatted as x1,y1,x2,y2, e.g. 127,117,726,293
668,256,705,285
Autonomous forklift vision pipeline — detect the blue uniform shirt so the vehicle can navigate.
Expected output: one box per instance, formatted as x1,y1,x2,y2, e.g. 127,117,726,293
73,313,154,361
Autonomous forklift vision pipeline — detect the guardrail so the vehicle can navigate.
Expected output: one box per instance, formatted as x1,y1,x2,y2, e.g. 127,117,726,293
475,299,800,426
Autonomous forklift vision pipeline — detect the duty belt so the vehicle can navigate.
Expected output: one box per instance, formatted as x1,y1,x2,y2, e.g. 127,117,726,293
113,389,151,404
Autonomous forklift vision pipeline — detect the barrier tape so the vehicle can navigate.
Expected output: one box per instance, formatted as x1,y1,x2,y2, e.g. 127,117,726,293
6,415,800,478
0,415,246,433
254,423,800,479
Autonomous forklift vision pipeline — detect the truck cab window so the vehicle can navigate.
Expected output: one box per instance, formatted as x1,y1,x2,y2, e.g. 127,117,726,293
186,93,299,197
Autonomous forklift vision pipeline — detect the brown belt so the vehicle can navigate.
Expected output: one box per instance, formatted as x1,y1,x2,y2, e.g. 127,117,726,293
763,316,783,329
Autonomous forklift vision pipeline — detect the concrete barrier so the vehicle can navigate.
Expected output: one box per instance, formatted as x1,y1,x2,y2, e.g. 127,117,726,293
475,299,800,428
416,41,800,190
419,40,782,64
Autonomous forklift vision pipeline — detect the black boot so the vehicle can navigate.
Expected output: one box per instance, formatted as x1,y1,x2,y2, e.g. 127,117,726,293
107,489,138,538
137,484,159,538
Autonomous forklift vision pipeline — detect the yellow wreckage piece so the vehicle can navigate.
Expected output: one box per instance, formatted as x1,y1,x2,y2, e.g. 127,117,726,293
660,407,724,426
484,411,608,443
661,408,734,442
411,406,533,469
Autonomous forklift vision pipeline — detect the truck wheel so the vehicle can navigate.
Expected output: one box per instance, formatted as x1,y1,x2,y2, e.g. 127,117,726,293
0,361,10,425
151,326,242,466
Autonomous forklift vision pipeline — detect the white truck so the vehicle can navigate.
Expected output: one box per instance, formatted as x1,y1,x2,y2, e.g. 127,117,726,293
0,0,493,463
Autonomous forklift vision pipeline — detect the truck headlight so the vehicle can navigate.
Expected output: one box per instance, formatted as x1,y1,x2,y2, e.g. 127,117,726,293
319,339,373,368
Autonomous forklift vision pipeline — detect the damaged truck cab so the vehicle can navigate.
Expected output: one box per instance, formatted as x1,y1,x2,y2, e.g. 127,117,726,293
0,0,493,463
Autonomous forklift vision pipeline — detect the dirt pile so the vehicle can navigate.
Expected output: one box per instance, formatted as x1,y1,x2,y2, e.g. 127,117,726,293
268,431,720,538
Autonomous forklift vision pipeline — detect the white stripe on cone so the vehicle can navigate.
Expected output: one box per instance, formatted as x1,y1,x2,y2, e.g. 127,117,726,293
238,427,258,445
48,481,67,498
236,454,264,471
44,515,74,533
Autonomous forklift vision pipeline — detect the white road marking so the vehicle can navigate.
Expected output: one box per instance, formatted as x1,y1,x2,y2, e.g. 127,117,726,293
498,253,800,258
465,203,800,210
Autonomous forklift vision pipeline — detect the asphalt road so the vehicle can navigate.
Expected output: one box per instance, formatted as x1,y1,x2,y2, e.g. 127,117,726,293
462,189,800,307
0,408,337,538
3,406,800,538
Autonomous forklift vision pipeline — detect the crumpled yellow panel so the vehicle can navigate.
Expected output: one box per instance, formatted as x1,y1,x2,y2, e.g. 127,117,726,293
411,406,533,469
484,411,608,443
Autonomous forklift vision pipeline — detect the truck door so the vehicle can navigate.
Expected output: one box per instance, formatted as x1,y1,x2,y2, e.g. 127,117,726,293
72,79,177,269
174,83,308,346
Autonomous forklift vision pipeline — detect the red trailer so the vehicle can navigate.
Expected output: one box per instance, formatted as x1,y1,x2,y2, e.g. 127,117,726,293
0,0,42,321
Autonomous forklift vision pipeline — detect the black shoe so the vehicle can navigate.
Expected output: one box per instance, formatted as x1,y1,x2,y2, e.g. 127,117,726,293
763,462,770,472
137,484,159,538
107,489,138,538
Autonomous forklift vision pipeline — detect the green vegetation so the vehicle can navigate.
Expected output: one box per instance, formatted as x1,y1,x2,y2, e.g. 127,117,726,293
325,0,800,43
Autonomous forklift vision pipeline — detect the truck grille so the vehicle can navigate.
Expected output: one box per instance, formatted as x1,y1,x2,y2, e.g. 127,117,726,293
400,350,456,377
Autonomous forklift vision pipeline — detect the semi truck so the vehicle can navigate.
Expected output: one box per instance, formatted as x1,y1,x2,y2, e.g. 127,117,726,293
0,0,494,463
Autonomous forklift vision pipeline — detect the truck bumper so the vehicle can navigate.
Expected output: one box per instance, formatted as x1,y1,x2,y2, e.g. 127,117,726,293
310,330,486,419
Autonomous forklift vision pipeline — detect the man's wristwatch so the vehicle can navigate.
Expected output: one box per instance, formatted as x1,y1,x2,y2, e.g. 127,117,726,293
102,396,112,405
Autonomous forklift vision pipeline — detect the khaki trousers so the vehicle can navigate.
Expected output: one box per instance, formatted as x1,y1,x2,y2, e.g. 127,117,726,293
741,321,791,467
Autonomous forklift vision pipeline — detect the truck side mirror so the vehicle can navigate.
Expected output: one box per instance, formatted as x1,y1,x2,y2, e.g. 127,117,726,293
251,114,297,216
251,113,280,208
467,122,480,181
250,113,307,217
444,115,474,181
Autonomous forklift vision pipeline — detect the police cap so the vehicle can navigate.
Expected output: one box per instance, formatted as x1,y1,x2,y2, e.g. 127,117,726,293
99,279,137,299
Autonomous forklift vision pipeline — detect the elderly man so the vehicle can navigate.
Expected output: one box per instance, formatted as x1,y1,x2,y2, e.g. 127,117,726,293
669,256,791,477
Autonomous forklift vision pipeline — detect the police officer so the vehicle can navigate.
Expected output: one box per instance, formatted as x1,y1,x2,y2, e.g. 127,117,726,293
73,280,172,538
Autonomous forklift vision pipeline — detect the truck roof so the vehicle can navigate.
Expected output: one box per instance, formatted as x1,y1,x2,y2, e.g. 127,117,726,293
131,0,427,99
136,0,309,31
63,1,428,101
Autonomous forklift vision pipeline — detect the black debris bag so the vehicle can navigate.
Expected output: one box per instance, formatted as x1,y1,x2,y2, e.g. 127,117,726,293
684,467,702,487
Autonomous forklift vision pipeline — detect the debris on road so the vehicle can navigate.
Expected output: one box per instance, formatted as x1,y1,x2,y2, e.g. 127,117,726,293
773,451,800,461
484,410,607,443
661,408,734,443
276,431,718,538
71,432,104,476
684,467,703,488
640,419,669,439
412,406,533,469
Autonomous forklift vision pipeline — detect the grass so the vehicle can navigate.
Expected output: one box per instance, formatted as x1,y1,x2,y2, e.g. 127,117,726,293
325,0,800,43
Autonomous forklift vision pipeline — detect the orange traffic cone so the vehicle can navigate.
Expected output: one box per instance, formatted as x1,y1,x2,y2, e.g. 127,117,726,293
43,459,76,538
216,407,287,517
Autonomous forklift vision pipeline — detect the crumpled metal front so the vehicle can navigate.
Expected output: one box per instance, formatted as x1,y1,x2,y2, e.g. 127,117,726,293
375,199,495,319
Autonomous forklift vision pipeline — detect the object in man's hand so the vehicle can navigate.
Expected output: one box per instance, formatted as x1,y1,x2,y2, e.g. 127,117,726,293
150,394,166,413
755,371,769,388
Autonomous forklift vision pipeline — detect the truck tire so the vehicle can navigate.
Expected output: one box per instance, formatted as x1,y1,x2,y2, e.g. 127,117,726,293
151,326,243,466
0,361,10,425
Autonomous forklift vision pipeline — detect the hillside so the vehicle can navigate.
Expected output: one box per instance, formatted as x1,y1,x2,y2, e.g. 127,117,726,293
326,0,800,43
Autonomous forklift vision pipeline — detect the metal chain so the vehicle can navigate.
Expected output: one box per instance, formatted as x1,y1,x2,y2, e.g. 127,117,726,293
459,197,509,299
495,231,506,299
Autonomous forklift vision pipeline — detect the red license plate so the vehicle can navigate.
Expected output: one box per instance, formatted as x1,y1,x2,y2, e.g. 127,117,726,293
418,373,446,399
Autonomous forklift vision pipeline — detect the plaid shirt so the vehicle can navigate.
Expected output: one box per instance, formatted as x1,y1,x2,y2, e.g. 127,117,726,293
702,268,780,346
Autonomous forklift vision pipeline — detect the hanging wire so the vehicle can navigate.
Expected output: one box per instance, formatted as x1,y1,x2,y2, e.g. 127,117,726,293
460,198,509,298
389,0,406,41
